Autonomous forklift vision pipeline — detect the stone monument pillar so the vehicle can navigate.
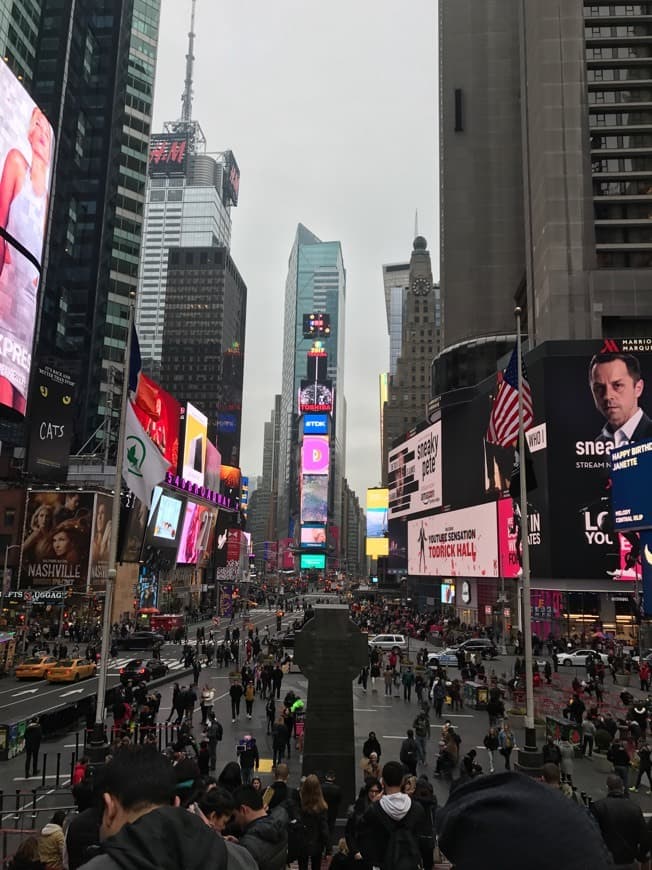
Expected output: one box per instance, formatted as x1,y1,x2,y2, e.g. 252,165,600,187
293,604,368,805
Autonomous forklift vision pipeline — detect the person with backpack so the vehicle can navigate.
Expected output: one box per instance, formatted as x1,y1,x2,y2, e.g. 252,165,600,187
206,711,223,772
413,708,431,765
357,760,428,870
293,774,330,870
400,729,419,775
498,722,516,770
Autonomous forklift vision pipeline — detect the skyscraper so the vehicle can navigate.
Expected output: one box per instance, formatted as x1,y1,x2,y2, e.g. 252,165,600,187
159,246,246,462
383,262,410,378
0,0,41,84
21,0,162,453
439,0,652,379
135,0,238,378
383,236,440,475
276,224,346,545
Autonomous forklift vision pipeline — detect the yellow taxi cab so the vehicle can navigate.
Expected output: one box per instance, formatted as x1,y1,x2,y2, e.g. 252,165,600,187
47,658,96,683
15,655,58,680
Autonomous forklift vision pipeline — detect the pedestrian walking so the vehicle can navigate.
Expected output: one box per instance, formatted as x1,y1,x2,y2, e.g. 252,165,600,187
581,717,596,758
383,665,393,696
245,681,255,719
413,707,430,764
24,717,42,779
483,726,499,773
630,742,652,793
498,722,516,770
206,711,223,772
238,736,259,786
200,684,215,726
402,666,415,702
400,728,419,775
230,681,244,723
431,680,445,718
265,696,276,735
559,737,574,785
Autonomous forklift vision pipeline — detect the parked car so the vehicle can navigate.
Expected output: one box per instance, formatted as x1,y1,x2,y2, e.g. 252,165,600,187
555,649,609,667
427,649,459,668
368,634,407,653
47,658,96,683
115,631,165,651
456,638,498,659
119,659,169,684
15,655,58,680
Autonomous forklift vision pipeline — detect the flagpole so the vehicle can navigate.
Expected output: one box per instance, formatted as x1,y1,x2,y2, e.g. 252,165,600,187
515,306,537,753
91,291,136,747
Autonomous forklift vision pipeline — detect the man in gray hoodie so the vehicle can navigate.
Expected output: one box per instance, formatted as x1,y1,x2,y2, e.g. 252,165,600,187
78,745,228,870
357,760,428,869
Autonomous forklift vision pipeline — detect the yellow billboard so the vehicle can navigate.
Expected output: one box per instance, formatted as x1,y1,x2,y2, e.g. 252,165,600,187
366,487,389,557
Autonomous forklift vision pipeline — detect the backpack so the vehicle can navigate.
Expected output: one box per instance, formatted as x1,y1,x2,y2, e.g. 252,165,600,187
400,738,418,764
207,719,223,742
281,798,309,862
376,805,424,870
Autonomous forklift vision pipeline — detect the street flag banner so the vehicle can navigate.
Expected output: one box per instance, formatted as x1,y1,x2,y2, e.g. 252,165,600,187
486,346,534,448
123,402,168,507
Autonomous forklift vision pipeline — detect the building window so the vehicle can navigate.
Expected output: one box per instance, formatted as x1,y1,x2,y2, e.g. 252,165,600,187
4,508,15,527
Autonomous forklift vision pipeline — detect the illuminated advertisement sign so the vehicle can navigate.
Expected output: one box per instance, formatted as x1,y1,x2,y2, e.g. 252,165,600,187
25,358,77,481
132,373,180,473
0,63,55,415
441,581,456,605
20,490,94,589
498,498,521,579
148,133,188,176
302,436,330,475
366,488,389,558
299,380,333,414
301,525,327,547
301,474,328,524
177,502,217,565
408,502,499,578
144,485,184,552
301,553,326,570
223,150,240,206
220,465,241,490
610,439,652,533
303,313,331,339
180,403,207,487
205,441,221,493
388,420,442,519
303,414,328,435
216,413,238,434
89,493,112,589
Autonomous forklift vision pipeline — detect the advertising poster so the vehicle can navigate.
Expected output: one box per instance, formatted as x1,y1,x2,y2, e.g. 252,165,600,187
119,496,148,563
143,485,184,552
303,414,328,435
302,436,329,475
132,373,180,473
609,439,652,533
217,344,243,465
279,538,295,570
299,380,333,413
177,502,217,565
20,490,94,589
388,518,408,575
498,498,521,579
25,358,76,481
220,465,241,491
180,402,207,487
543,339,652,581
0,64,55,415
205,441,221,493
219,583,234,618
366,488,389,558
407,502,499,578
148,133,188,176
388,420,443,519
137,570,158,610
301,553,326,570
89,493,112,589
301,525,327,547
301,475,328,524
213,512,231,569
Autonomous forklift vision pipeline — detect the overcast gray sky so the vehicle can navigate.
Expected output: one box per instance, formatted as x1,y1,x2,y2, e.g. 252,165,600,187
152,0,438,502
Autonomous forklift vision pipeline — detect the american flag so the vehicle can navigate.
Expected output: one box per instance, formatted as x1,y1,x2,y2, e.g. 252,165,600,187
486,346,533,447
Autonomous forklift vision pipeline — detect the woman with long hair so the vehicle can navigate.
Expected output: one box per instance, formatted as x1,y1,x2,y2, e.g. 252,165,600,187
297,773,330,870
344,778,382,866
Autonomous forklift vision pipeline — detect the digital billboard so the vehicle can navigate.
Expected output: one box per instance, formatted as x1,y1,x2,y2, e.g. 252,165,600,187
89,493,112,589
177,502,217,565
20,490,94,589
388,518,407,575
301,474,328,524
132,373,180,473
217,344,243,465
366,488,389,558
301,525,327,547
441,581,455,605
25,358,77,481
137,571,158,610
180,402,207,487
407,502,499,578
119,496,148,563
303,312,331,338
303,414,328,435
220,464,241,490
299,380,333,414
300,553,326,570
205,441,221,492
148,133,188,176
610,440,652,533
223,150,240,206
144,485,184,552
388,420,443,519
0,63,55,415
302,436,330,474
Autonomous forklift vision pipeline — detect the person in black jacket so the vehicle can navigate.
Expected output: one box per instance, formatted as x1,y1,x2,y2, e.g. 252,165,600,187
631,742,652,793
296,774,330,870
607,739,632,791
399,729,419,775
357,761,428,870
412,776,437,870
591,775,649,867
320,771,343,844
362,731,382,762
24,717,42,779
232,784,288,870
542,736,562,767
344,778,382,862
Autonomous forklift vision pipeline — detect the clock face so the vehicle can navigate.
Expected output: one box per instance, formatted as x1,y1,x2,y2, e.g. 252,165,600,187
461,581,471,604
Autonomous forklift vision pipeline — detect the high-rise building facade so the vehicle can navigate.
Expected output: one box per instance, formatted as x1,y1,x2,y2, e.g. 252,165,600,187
383,236,440,472
248,395,281,574
383,262,410,378
19,0,161,454
159,246,246,461
439,0,652,372
276,224,346,545
0,0,41,84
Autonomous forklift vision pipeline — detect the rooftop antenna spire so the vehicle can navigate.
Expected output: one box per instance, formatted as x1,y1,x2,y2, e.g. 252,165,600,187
181,0,197,123
414,208,419,239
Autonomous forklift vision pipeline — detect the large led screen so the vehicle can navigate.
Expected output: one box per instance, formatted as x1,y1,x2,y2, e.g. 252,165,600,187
0,64,55,415
300,553,326,570
177,502,217,565
299,380,333,414
180,403,208,486
144,485,184,552
366,487,389,558
301,525,327,547
132,373,180,473
301,436,329,475
388,420,442,519
301,475,328,524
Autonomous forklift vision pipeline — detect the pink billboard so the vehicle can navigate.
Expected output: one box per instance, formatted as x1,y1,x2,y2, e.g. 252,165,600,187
279,538,295,570
301,436,329,475
498,498,520,579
